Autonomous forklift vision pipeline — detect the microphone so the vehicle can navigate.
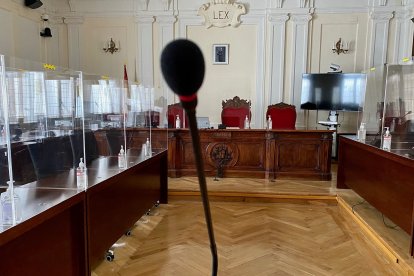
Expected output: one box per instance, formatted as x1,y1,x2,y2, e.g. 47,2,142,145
160,39,218,276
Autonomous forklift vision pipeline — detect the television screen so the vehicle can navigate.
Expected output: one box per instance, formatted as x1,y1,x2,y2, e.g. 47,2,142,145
300,73,366,111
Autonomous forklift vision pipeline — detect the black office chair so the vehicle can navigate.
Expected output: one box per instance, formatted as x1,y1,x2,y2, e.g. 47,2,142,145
105,129,125,156
70,130,99,166
28,136,74,179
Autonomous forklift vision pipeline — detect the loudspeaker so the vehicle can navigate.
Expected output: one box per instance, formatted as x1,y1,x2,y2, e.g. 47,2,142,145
40,27,52,37
25,0,43,9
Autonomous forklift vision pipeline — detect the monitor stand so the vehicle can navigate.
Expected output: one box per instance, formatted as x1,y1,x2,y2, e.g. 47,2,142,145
318,110,340,158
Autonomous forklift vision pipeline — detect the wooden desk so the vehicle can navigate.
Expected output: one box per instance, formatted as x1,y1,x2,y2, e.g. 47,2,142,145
0,149,168,275
0,189,87,276
86,151,168,271
337,136,414,255
167,129,332,180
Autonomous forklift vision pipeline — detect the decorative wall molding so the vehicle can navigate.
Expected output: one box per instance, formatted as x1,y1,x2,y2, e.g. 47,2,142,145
137,0,149,11
161,0,172,11
391,10,411,63
135,15,155,86
64,16,84,70
379,0,388,6
243,12,267,128
298,0,309,8
370,10,394,21
156,15,177,103
289,13,312,108
275,0,284,8
268,13,289,23
268,13,289,105
63,16,84,25
368,11,393,67
198,0,247,28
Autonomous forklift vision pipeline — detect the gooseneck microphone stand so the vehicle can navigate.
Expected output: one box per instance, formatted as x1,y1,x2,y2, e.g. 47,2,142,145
182,100,218,276
161,38,218,276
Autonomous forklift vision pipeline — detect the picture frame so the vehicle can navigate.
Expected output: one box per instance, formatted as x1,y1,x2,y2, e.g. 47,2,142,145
212,44,229,65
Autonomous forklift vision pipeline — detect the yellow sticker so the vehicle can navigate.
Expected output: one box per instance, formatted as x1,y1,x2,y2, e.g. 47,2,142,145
43,63,56,70
370,67,376,71
101,75,109,80
402,57,410,62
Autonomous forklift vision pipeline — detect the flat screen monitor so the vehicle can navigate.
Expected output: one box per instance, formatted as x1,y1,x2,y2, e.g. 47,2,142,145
300,73,366,111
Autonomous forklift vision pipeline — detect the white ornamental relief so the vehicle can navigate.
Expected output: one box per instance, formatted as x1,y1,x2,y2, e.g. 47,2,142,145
198,0,247,28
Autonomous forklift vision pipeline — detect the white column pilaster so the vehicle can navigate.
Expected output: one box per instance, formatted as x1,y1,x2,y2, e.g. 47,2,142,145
135,14,155,86
392,10,411,63
268,14,289,105
64,16,84,70
368,11,393,67
156,15,177,105
289,13,312,107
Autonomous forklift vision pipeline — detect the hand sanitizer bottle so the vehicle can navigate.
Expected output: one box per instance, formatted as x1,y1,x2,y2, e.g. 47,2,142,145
390,118,396,133
382,127,392,151
145,138,151,157
76,158,87,188
118,145,126,168
244,115,250,129
357,123,366,143
1,183,22,224
267,115,272,130
175,115,181,129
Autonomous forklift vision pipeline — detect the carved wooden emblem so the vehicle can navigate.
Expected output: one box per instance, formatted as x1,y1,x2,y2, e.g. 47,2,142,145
206,142,238,167
198,0,247,28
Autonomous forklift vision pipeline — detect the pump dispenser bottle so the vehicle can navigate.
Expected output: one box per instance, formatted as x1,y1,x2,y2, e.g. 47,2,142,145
357,123,366,143
175,115,181,129
244,115,250,129
1,182,22,224
267,115,272,130
145,138,151,157
382,127,392,151
118,145,126,168
76,158,87,188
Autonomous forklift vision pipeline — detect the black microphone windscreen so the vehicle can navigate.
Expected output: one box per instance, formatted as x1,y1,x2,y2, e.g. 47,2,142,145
160,39,205,97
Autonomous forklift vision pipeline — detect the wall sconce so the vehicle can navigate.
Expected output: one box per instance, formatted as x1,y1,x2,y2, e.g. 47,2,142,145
103,38,119,54
332,38,349,55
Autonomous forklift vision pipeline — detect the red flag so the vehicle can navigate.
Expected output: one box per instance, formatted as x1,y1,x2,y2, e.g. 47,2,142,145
123,64,128,81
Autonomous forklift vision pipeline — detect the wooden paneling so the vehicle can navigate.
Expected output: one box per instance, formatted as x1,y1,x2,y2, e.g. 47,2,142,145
87,151,168,271
337,136,414,255
0,192,87,276
168,129,333,180
94,128,331,179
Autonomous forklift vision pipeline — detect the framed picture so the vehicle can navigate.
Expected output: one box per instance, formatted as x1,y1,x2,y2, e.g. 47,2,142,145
212,44,229,65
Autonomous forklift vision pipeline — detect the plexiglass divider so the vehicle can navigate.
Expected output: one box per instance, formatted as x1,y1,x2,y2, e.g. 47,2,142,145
0,55,84,229
0,54,168,229
357,62,414,159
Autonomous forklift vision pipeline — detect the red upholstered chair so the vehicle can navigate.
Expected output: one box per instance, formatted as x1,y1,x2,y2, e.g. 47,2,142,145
167,103,186,128
221,96,251,128
266,102,296,130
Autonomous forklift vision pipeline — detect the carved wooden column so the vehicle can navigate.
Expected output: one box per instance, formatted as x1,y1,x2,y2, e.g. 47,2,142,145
167,130,180,178
320,132,333,180
265,131,276,180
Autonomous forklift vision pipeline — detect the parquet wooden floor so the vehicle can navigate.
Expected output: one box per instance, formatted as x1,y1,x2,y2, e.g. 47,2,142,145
92,200,402,275
93,165,414,275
